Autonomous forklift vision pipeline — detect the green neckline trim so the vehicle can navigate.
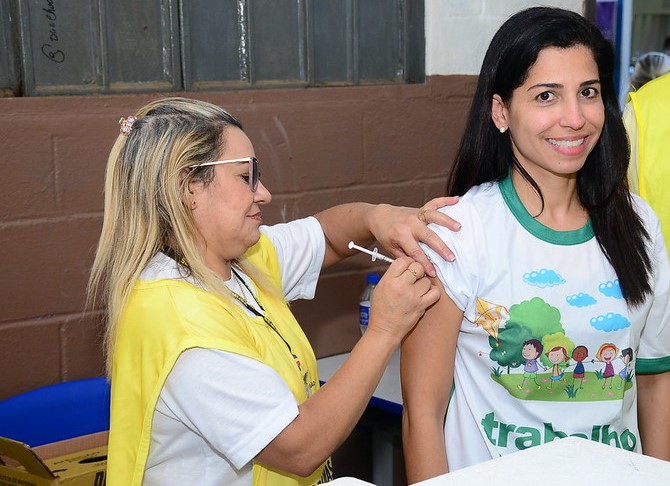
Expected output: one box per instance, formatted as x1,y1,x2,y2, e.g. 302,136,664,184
499,175,594,245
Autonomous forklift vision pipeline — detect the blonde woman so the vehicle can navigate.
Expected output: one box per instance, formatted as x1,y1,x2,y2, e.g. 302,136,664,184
88,97,457,485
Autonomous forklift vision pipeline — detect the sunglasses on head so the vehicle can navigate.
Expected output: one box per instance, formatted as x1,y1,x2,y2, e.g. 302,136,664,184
188,157,260,192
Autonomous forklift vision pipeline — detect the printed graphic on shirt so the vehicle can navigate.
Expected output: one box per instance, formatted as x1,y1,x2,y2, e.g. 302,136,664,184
476,268,634,402
479,411,639,451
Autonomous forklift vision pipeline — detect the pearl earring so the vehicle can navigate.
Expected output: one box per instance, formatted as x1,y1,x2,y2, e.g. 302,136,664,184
499,126,507,133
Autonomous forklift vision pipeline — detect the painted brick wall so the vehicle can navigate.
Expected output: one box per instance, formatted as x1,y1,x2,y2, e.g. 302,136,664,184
0,75,476,400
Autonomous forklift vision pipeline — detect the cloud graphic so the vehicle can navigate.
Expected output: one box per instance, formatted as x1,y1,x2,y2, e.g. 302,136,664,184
599,280,623,299
523,269,565,288
590,312,631,332
566,293,597,307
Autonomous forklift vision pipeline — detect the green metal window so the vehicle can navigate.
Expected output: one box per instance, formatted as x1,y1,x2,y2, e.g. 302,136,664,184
0,0,424,96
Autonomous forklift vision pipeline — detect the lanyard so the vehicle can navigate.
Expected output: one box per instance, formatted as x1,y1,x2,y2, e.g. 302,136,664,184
159,247,312,397
230,267,312,397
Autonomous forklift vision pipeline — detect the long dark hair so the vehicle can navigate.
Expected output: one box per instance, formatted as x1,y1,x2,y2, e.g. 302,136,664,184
448,7,651,306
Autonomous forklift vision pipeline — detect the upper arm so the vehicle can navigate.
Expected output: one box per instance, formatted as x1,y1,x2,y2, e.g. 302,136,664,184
637,371,670,461
401,278,463,481
261,218,326,300
401,278,463,423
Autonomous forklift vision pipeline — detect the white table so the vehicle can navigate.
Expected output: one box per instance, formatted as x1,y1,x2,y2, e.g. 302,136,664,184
413,436,670,485
317,350,401,485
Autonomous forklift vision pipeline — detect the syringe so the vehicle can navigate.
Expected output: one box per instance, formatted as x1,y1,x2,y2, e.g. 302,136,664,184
347,241,395,264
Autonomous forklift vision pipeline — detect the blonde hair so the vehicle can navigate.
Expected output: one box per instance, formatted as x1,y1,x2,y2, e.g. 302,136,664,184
88,97,279,375
630,52,670,91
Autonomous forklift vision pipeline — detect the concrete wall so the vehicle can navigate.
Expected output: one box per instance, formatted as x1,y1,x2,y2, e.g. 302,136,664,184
0,75,477,400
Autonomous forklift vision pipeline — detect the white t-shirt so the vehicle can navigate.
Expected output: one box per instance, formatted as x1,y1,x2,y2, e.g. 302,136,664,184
423,177,670,471
142,217,326,485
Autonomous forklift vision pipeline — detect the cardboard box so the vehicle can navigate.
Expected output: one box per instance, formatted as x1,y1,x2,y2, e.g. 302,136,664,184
0,432,107,486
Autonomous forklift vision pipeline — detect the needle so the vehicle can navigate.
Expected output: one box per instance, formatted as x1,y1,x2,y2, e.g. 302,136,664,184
348,241,395,264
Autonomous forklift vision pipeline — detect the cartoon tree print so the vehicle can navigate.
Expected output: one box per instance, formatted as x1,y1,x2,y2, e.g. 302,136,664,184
508,297,564,338
488,321,534,373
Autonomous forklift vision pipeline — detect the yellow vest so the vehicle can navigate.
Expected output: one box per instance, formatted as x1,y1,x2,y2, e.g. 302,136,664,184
107,235,331,485
628,73,670,255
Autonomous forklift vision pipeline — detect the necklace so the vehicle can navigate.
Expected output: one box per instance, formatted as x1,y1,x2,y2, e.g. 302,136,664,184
230,267,313,398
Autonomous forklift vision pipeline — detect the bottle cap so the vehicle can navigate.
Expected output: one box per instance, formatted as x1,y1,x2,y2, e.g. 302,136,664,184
366,273,381,284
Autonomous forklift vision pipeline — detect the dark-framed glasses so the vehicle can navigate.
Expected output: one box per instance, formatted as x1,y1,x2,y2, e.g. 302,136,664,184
188,157,260,192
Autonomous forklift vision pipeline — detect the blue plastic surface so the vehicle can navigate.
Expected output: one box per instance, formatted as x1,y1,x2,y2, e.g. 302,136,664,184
0,377,111,447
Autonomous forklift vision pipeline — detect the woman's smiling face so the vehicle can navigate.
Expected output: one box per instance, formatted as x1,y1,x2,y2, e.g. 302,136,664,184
492,45,605,183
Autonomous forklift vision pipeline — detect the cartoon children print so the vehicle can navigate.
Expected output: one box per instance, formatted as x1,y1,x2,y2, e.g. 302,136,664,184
518,339,545,389
546,346,569,388
473,293,635,400
596,343,619,390
570,345,589,389
618,348,633,389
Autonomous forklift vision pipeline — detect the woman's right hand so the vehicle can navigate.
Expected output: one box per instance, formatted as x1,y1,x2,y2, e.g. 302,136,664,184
367,256,440,342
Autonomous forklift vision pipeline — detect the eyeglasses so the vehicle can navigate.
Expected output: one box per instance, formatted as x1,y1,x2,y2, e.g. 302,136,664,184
189,156,260,192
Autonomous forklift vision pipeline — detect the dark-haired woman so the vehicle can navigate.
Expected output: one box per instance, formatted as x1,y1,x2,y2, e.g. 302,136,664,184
401,7,670,482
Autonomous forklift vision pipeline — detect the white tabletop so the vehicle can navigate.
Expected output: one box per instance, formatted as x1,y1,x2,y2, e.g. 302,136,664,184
327,478,374,485
413,436,670,485
317,350,402,414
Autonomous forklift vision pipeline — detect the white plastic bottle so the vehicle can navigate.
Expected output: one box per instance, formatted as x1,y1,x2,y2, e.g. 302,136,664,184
359,273,381,335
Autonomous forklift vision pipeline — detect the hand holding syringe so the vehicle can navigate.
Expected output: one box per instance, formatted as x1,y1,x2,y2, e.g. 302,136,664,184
348,241,395,264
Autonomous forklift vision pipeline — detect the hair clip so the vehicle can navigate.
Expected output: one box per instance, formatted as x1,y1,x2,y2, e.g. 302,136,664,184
119,115,137,136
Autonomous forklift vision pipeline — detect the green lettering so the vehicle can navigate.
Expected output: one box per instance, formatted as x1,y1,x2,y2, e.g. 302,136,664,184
515,426,541,450
591,425,601,441
600,425,621,448
570,433,588,439
481,412,499,445
543,422,567,443
620,430,637,451
497,422,517,447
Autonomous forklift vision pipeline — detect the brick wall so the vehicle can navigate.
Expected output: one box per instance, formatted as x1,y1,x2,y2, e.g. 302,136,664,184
0,74,476,400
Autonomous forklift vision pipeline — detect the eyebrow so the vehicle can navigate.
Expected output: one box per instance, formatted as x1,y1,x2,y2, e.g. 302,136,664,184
527,79,601,91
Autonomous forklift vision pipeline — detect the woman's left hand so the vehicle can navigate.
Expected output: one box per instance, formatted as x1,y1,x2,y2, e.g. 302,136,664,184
369,196,461,278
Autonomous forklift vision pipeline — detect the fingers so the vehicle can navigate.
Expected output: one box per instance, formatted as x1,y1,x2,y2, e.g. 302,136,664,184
417,197,461,231
414,200,460,266
420,229,456,265
406,265,440,308
369,257,440,340
388,259,435,303
370,200,460,277
384,257,429,288
423,196,460,211
403,246,438,278
420,196,461,229
405,261,425,281
424,207,461,232
384,254,413,278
